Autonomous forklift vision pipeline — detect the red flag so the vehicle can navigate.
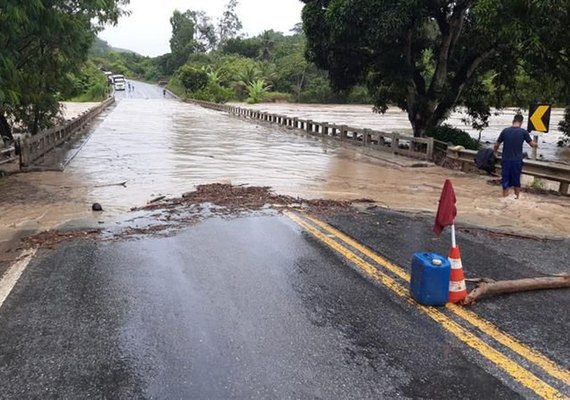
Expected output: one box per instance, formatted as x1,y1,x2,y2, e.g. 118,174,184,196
433,179,457,235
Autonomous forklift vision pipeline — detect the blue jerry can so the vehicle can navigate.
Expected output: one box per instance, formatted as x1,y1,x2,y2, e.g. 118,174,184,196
410,252,451,306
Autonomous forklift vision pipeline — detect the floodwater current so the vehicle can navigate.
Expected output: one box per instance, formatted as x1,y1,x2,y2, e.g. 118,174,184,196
1,84,569,249
241,103,570,164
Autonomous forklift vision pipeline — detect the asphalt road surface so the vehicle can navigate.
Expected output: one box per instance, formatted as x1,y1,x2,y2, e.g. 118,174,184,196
0,210,568,399
114,80,171,100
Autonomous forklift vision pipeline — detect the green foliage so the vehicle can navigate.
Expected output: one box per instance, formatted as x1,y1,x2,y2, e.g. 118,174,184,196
0,0,128,135
298,76,336,103
177,65,209,93
166,77,187,99
426,125,480,151
221,38,261,59
301,0,570,137
246,80,272,104
194,81,234,104
530,178,546,191
73,83,109,102
558,107,570,147
67,61,109,102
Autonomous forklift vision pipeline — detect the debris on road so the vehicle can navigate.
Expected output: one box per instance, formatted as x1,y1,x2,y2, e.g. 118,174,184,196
92,203,103,211
132,183,353,214
23,230,101,249
148,195,166,204
464,275,570,305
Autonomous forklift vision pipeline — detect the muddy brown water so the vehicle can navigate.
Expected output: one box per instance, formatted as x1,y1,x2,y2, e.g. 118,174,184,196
1,90,569,250
239,103,570,164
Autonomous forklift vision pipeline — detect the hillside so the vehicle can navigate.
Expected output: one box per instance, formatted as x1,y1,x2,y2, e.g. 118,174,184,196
90,37,139,56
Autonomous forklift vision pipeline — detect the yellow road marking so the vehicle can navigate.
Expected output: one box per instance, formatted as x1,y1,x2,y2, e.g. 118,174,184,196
303,213,570,386
285,211,566,400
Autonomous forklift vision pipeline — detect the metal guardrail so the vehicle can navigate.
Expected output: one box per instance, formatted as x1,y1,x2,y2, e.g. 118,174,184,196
189,100,435,161
19,97,115,168
446,147,570,195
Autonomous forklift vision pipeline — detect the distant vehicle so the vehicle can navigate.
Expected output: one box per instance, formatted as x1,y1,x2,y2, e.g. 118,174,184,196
114,80,126,91
112,74,126,91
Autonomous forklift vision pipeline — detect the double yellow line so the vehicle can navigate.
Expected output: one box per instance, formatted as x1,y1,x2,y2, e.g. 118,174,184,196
285,211,569,400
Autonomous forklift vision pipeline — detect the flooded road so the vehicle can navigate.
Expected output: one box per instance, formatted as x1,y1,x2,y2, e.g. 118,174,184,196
1,81,569,247
240,103,570,164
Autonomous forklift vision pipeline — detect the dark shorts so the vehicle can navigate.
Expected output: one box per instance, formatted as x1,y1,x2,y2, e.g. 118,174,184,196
501,160,523,189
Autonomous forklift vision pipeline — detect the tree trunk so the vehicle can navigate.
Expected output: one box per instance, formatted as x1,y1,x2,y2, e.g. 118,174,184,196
463,275,570,305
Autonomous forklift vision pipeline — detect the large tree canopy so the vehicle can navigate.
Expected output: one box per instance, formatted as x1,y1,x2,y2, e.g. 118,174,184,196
0,0,128,138
301,0,570,136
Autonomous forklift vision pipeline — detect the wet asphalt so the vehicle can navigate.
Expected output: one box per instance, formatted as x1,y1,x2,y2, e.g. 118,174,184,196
323,208,570,367
2,213,561,399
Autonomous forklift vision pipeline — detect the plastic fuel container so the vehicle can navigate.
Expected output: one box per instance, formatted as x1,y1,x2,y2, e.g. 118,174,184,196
410,252,451,306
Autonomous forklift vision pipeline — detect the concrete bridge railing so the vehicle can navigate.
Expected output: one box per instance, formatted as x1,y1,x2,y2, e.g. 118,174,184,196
446,147,570,195
0,146,16,166
18,97,115,169
189,99,435,161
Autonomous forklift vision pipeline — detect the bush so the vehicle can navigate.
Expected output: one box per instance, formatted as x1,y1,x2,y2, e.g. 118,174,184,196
346,86,372,104
166,77,187,99
194,81,233,103
177,65,209,94
425,124,480,150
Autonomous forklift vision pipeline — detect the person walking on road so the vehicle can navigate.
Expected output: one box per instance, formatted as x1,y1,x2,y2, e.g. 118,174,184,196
494,114,538,199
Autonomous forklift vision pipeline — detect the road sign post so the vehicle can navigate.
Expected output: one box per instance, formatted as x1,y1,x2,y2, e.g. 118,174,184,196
527,104,552,160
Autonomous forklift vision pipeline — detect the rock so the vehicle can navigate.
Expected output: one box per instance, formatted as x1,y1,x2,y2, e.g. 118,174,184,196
92,203,103,212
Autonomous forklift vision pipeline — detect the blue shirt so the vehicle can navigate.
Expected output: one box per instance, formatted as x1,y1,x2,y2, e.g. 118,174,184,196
497,127,532,161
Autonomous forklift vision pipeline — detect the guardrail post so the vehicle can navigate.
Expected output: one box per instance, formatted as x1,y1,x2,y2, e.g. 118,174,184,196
426,137,434,160
363,129,371,146
322,123,329,136
340,125,348,140
306,120,313,133
392,133,400,154
560,182,569,195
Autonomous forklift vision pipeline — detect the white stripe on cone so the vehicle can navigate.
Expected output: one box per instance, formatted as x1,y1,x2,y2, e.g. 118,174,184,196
450,258,463,269
450,280,467,292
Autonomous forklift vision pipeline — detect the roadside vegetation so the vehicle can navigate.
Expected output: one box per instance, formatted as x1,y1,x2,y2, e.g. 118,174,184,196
0,0,128,141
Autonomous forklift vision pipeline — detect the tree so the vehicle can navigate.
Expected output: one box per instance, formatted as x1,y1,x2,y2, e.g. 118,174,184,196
301,0,570,137
0,0,128,137
221,38,261,59
218,0,243,46
170,10,197,69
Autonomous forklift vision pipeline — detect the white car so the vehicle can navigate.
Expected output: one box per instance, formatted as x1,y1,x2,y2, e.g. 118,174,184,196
114,80,126,91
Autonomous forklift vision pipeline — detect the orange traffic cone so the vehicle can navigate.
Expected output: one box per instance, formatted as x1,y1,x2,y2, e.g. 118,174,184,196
448,246,468,303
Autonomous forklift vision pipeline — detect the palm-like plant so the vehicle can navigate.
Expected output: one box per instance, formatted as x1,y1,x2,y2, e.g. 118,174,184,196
233,65,262,98
246,79,272,104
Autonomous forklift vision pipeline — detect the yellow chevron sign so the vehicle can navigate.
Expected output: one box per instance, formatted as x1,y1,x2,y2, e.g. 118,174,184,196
528,104,552,133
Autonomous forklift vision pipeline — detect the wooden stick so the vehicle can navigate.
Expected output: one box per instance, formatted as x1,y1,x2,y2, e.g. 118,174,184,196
464,275,570,305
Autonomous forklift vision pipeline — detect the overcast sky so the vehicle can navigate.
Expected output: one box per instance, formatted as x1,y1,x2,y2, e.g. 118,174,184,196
99,0,304,57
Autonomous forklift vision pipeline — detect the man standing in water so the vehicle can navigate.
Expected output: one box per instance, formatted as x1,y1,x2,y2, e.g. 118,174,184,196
494,114,538,198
